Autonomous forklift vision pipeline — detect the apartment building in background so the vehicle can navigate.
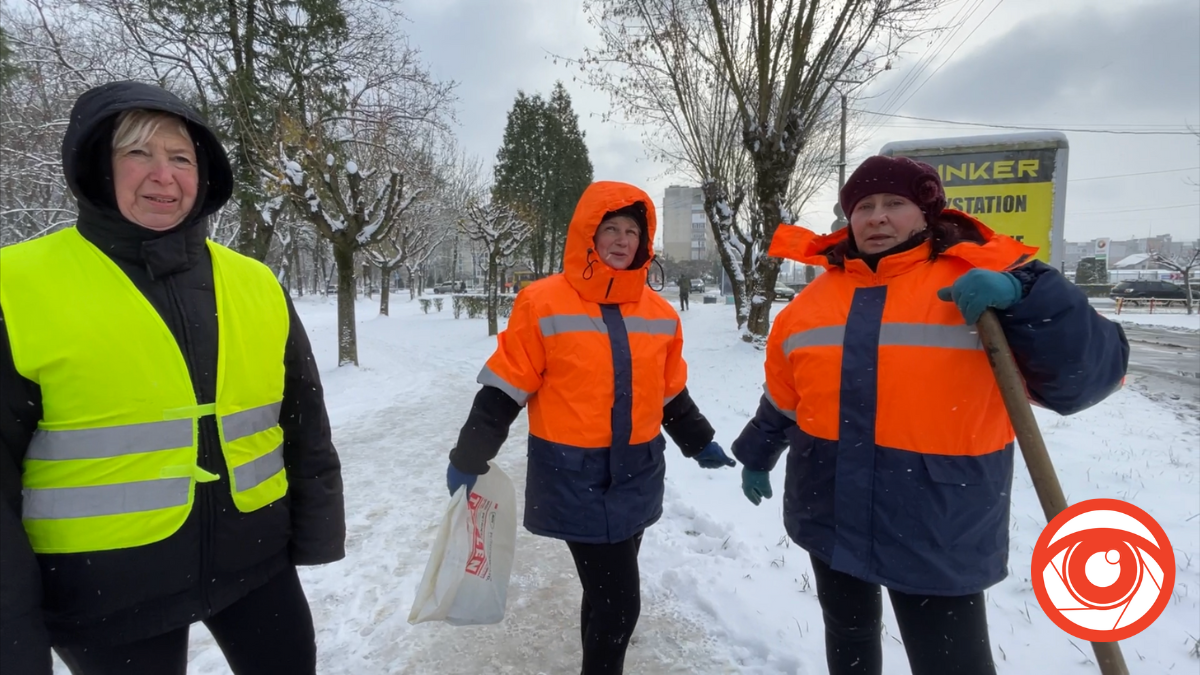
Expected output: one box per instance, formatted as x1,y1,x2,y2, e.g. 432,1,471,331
661,186,716,262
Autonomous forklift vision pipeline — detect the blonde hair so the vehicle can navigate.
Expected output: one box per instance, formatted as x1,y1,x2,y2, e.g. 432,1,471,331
112,109,193,154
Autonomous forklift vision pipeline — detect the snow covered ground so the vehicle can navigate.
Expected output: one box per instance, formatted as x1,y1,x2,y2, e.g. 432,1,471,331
1089,299,1200,332
53,293,1200,674
1100,311,1200,332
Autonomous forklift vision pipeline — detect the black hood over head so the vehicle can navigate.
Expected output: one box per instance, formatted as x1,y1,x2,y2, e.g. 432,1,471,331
61,81,233,275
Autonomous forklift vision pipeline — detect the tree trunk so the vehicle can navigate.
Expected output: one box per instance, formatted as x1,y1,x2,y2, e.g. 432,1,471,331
703,181,749,330
532,220,546,277
333,243,358,366
744,167,791,342
379,265,391,316
487,251,499,336
408,268,417,300
292,240,303,297
362,263,373,299
1184,274,1194,315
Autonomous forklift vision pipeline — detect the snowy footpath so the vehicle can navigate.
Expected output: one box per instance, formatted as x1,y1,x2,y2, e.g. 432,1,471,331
54,294,1200,674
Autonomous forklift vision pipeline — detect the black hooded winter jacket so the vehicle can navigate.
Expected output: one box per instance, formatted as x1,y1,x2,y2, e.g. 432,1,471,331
0,81,345,671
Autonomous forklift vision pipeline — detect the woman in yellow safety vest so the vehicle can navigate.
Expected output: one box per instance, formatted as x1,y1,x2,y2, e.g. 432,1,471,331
0,81,345,675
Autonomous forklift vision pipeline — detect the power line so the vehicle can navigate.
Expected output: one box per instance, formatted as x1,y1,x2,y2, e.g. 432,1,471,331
872,0,987,123
852,109,1198,136
893,0,1007,113
1070,167,1200,182
1070,203,1200,216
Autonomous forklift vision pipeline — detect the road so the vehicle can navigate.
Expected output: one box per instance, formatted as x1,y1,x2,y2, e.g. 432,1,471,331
1120,325,1200,415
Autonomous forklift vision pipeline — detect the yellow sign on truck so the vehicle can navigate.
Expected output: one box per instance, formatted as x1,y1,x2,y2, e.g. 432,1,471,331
879,132,1069,269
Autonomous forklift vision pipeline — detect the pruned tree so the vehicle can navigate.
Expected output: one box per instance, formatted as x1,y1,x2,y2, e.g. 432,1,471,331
281,132,417,365
575,0,942,342
1150,248,1199,315
366,227,406,316
462,200,532,336
277,1,455,365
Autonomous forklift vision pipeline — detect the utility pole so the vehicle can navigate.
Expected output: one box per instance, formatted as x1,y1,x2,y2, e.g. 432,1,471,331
828,78,864,231
839,91,849,192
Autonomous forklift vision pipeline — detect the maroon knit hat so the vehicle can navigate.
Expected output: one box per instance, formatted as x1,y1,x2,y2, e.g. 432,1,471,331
839,155,946,221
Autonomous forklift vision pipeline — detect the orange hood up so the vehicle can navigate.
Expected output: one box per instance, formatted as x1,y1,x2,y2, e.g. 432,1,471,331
562,181,657,305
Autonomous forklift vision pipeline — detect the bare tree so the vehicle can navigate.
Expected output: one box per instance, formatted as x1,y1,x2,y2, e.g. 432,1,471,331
462,200,532,336
0,0,154,245
366,229,405,315
1150,248,1199,315
576,0,942,341
281,129,418,365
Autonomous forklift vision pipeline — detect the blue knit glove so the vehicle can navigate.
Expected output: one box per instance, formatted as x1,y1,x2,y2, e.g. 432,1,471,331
937,269,1023,324
693,441,737,469
446,463,479,496
741,468,772,505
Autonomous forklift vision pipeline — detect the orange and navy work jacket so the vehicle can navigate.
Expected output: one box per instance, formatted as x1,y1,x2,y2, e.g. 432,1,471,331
480,182,686,544
733,212,1126,595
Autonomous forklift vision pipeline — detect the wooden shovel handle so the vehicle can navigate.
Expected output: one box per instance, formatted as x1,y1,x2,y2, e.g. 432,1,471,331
976,310,1129,675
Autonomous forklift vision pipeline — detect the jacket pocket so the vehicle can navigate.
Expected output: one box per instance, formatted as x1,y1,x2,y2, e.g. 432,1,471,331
524,437,605,540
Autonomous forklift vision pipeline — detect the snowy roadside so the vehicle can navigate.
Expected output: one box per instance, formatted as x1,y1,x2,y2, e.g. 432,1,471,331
1089,298,1200,332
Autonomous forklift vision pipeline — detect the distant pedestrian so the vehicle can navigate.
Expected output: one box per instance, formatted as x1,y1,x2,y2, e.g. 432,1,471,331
678,274,690,311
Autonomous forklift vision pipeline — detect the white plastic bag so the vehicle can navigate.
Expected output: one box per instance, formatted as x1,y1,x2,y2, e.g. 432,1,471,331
408,461,517,626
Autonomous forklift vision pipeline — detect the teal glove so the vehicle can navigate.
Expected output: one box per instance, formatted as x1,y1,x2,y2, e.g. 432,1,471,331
937,269,1022,324
741,468,772,506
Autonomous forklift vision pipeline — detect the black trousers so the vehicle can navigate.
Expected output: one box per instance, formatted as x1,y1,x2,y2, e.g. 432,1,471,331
55,566,316,675
811,555,996,675
565,532,644,675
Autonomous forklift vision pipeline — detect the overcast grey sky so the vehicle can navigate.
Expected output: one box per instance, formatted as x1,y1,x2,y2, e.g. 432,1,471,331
401,0,1199,244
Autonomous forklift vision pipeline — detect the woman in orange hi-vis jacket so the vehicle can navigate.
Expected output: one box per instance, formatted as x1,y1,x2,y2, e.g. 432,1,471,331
445,182,736,675
731,156,1128,675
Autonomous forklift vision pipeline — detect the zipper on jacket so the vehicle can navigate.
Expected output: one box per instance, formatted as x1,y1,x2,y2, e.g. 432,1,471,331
165,275,216,616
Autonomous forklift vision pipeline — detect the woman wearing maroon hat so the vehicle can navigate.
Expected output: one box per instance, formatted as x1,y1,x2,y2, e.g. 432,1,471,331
730,156,1128,674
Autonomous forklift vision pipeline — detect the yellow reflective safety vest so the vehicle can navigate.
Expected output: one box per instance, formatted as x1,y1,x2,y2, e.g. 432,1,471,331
0,227,289,554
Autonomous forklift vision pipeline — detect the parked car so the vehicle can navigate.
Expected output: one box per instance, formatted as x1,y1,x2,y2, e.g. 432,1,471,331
432,281,458,294
1108,280,1196,302
690,279,706,293
773,283,797,302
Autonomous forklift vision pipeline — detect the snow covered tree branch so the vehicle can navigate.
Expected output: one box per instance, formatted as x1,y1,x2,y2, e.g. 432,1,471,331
461,199,533,336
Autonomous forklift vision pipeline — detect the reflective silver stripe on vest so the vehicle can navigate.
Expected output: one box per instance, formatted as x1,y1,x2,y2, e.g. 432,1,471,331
763,383,797,421
624,317,677,336
477,365,532,406
26,419,193,462
782,323,981,356
539,314,608,337
233,444,285,492
879,323,982,351
222,402,283,443
22,477,190,519
783,325,846,355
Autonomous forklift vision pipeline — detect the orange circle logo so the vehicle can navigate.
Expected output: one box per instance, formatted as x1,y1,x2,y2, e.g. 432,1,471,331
1031,499,1174,642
